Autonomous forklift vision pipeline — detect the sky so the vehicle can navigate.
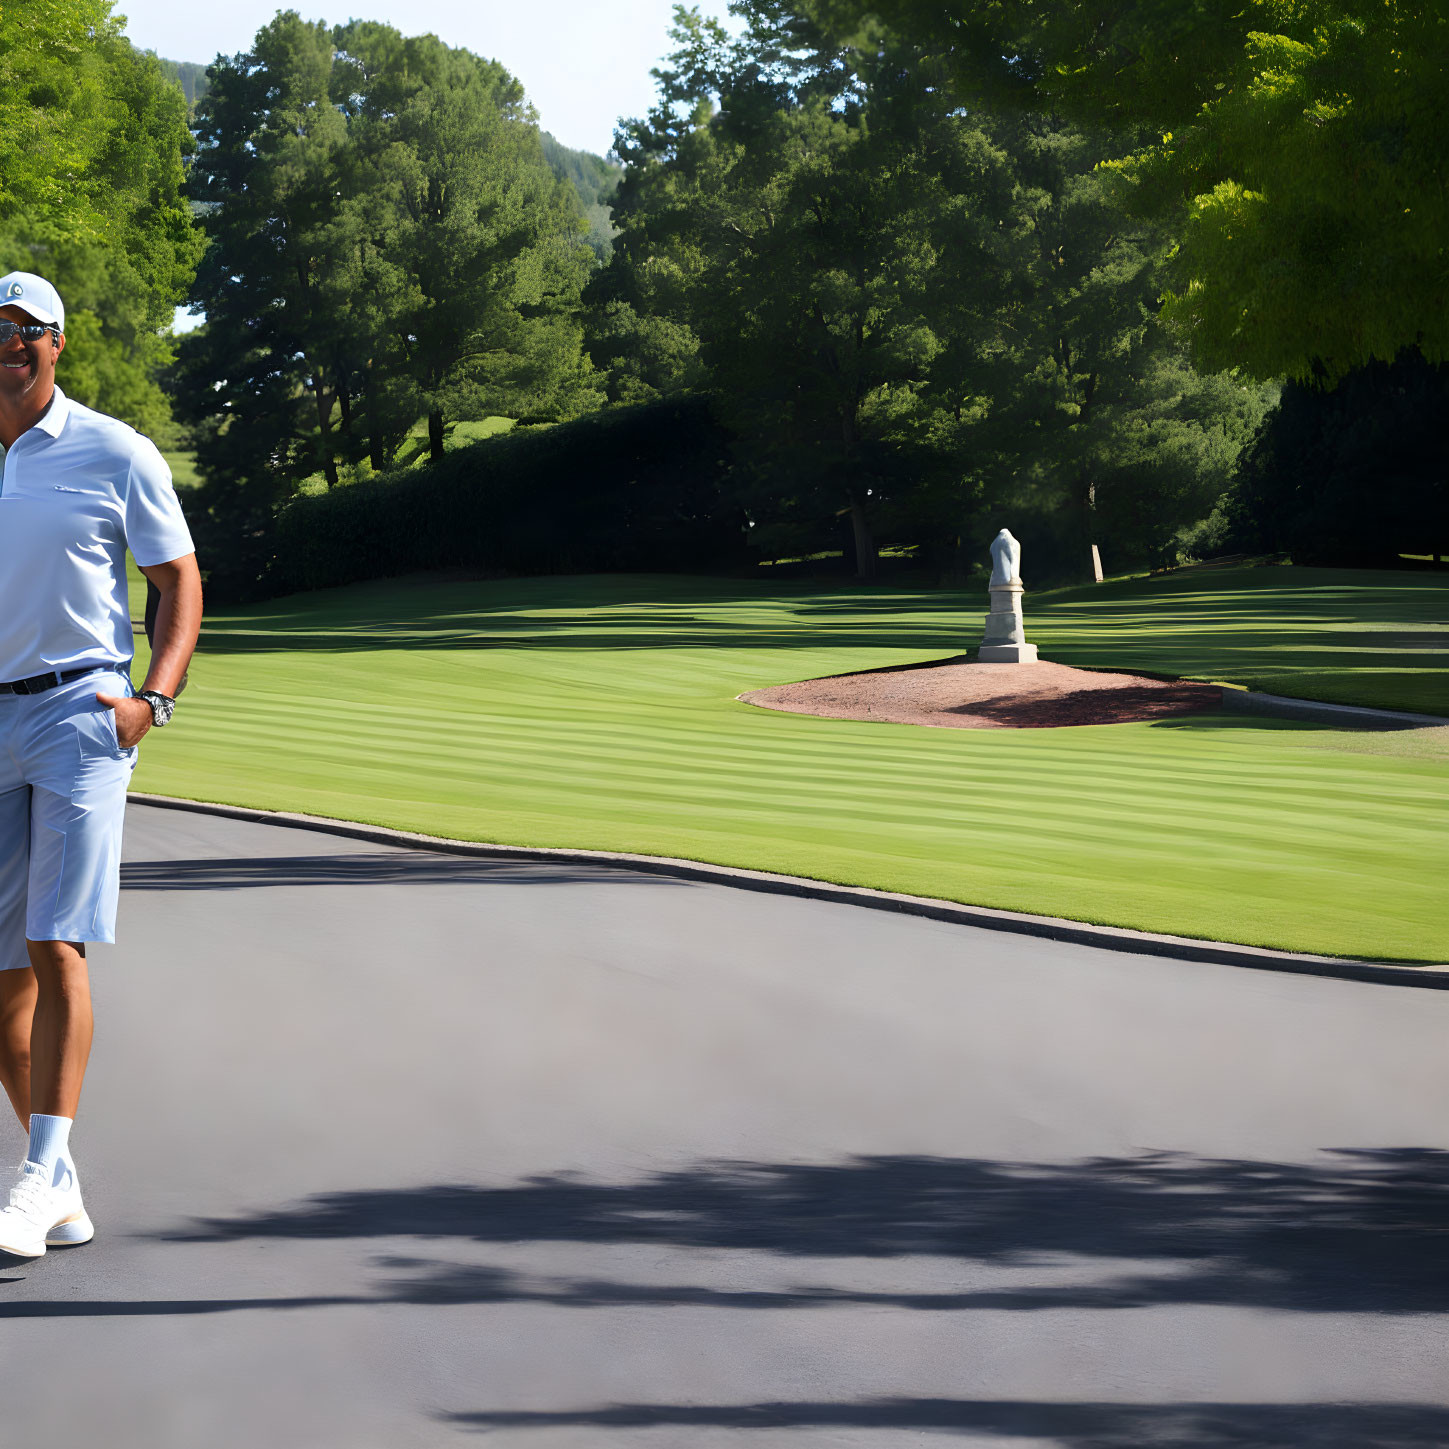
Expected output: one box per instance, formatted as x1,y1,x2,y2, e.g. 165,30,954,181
114,0,737,158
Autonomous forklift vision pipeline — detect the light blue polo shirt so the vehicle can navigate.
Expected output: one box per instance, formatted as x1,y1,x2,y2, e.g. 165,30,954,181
0,385,193,682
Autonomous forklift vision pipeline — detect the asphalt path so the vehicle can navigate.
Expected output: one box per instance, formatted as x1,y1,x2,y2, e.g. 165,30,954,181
2,803,1446,1447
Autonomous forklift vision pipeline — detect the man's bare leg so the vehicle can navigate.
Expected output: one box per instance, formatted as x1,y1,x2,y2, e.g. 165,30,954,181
25,940,91,1119
0,940,94,1252
0,966,36,1128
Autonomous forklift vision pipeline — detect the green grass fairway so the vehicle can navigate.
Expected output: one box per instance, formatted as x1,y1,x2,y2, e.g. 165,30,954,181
129,567,1449,963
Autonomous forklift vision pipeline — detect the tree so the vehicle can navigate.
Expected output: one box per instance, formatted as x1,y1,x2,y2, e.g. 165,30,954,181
334,21,599,461
958,108,1274,576
174,13,603,595
601,4,1269,578
0,0,113,231
795,0,1449,380
178,13,598,496
177,12,351,495
602,8,1033,576
0,11,201,435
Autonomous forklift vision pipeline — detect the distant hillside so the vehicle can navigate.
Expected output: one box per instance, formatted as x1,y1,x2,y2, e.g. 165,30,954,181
158,58,209,109
541,133,622,260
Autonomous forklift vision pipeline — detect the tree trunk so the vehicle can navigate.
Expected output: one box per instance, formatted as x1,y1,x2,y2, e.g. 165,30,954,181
314,374,339,489
849,502,878,580
428,409,445,463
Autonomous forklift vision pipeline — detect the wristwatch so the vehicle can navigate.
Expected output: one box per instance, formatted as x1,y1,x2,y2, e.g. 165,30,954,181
137,690,176,728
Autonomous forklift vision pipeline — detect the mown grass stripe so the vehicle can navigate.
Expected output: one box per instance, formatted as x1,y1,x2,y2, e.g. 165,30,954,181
134,567,1449,960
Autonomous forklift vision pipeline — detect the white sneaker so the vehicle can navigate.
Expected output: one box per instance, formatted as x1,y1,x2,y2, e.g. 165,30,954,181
0,1158,91,1258
47,1206,95,1247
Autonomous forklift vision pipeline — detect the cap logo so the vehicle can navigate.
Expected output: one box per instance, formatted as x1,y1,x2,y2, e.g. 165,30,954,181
6,283,22,298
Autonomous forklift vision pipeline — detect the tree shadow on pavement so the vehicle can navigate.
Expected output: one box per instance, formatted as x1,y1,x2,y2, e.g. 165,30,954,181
440,1398,1449,1445
150,1147,1449,1315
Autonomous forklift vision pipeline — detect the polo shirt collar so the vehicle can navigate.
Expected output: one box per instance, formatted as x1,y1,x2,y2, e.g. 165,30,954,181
32,385,69,439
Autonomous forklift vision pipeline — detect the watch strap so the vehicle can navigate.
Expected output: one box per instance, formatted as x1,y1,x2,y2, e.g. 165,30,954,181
137,689,176,727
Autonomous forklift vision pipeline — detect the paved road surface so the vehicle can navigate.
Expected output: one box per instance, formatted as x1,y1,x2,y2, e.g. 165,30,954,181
2,803,1446,1447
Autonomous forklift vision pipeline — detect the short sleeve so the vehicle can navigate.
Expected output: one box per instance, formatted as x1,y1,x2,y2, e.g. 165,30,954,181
124,436,194,567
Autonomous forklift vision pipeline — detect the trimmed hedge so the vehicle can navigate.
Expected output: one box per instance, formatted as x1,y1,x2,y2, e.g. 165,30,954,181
261,397,745,598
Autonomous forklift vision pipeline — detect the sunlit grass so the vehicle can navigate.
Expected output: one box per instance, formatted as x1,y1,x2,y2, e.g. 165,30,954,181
126,565,1449,962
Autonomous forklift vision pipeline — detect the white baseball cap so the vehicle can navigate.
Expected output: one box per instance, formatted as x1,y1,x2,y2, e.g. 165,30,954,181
0,272,64,331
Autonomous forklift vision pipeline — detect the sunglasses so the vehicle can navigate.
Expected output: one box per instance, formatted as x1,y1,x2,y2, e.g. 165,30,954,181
0,321,58,345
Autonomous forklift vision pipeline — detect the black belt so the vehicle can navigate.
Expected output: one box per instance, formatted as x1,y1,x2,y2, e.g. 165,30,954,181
0,666,105,696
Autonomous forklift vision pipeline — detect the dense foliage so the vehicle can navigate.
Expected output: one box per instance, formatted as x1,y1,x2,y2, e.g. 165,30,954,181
797,0,1449,382
588,5,1271,580
0,4,200,438
1225,352,1449,565
176,15,597,480
0,0,113,229
171,13,604,590
8,0,1431,600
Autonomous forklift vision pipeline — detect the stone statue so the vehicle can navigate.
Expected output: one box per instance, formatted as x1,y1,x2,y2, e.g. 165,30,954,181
979,527,1037,663
989,528,1021,587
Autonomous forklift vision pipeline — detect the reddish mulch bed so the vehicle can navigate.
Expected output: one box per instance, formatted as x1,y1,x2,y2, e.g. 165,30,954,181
739,658,1223,729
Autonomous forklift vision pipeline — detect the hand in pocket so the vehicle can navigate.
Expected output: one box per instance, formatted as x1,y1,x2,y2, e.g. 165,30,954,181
96,692,151,750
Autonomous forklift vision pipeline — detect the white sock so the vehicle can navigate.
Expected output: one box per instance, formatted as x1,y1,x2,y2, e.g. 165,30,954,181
26,1114,75,1189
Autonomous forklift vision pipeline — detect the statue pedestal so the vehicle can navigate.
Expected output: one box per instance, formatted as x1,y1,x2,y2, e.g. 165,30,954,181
979,581,1038,663
979,642,1039,662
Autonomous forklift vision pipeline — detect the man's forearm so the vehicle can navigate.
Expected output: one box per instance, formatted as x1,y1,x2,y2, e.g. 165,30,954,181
139,559,202,699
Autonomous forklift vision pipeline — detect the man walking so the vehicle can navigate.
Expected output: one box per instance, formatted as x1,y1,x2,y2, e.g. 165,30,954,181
0,271,201,1257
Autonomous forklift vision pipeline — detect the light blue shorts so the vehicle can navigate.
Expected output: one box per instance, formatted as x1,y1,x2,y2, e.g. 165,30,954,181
0,668,137,968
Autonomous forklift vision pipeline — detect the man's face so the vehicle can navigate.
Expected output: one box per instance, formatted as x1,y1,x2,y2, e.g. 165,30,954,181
0,303,63,402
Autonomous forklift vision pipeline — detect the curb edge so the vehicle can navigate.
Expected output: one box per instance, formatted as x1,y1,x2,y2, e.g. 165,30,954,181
128,792,1449,992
